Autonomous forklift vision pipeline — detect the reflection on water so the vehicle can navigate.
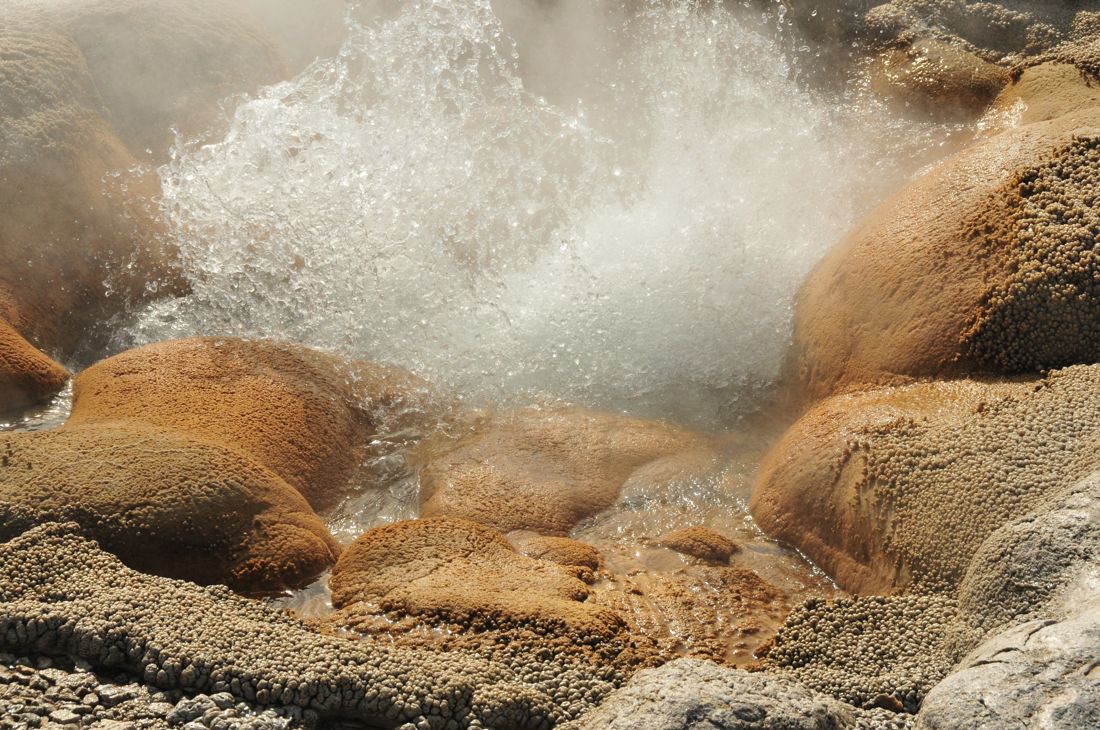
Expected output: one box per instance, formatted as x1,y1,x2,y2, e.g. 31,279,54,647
0,383,73,433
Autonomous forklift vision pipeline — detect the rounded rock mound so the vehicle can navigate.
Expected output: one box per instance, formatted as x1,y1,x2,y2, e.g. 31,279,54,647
751,365,1100,595
656,526,741,565
418,406,711,535
2,0,288,158
786,105,1100,400
0,423,338,592
0,29,177,373
331,517,624,644
0,316,68,413
0,337,439,592
68,337,435,510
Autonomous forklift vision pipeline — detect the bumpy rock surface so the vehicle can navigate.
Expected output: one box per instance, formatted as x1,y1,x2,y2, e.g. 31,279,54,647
0,0,310,407
419,407,711,535
763,595,957,713
0,424,338,592
330,518,638,666
0,337,447,590
591,564,787,666
861,2,1083,64
992,62,1100,125
787,103,1099,399
562,658,856,730
655,526,740,565
0,523,618,728
917,602,1100,729
69,337,434,509
754,366,1100,594
505,531,602,571
0,652,296,729
330,517,616,634
0,316,68,413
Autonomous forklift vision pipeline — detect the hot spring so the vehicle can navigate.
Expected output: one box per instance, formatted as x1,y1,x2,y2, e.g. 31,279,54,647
112,0,957,428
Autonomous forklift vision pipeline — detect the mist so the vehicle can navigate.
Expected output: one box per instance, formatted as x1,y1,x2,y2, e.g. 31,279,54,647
115,0,951,428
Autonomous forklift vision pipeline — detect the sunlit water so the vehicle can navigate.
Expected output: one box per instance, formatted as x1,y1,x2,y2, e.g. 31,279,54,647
116,0,954,428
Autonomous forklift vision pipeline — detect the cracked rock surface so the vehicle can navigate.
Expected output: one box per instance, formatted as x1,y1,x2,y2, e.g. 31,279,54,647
916,598,1100,730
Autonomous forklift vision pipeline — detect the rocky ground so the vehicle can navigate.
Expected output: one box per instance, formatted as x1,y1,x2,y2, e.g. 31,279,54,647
0,1,1098,729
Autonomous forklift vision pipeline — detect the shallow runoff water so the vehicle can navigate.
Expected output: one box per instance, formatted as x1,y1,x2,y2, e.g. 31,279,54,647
114,0,956,429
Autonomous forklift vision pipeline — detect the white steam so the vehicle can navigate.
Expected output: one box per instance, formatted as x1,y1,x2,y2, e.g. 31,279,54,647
124,0,938,427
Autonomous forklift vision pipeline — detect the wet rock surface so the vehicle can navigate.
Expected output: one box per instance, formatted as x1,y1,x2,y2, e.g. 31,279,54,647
0,317,68,415
655,526,741,565
418,407,711,535
330,517,629,657
787,106,1100,399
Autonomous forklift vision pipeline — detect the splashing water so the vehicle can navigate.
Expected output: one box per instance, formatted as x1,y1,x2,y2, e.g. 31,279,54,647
123,0,942,427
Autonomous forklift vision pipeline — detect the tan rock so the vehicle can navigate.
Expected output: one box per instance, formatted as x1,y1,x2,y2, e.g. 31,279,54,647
418,406,711,535
228,0,346,73
3,0,288,158
787,105,1100,401
0,423,339,592
871,40,1010,120
751,366,1100,594
330,517,623,641
68,337,434,510
995,62,1100,124
0,303,68,412
0,30,179,365
506,530,602,571
591,564,787,666
656,526,741,565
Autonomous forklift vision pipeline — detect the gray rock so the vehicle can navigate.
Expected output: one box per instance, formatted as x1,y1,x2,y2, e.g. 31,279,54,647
949,469,1100,654
917,600,1100,730
564,658,855,729
169,695,219,723
98,685,139,707
48,707,82,724
146,701,175,717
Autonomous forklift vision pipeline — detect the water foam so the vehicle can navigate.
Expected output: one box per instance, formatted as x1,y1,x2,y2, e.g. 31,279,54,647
123,0,940,427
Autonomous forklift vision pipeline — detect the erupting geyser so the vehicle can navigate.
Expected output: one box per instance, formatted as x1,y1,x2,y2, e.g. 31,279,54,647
1,0,1097,728
122,0,938,426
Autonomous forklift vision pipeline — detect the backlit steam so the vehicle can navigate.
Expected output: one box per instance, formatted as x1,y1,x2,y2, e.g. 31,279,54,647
124,0,940,427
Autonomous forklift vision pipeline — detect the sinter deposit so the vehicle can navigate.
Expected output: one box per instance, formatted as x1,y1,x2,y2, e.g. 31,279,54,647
0,1,1097,729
